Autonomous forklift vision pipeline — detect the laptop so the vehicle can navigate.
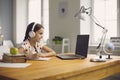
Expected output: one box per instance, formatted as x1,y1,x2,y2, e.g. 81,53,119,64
56,35,89,60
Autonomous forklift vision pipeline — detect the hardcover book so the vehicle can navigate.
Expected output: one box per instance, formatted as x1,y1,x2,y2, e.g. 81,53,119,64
2,53,27,63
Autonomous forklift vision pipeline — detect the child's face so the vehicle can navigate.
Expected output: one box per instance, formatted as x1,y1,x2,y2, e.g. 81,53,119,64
34,28,44,42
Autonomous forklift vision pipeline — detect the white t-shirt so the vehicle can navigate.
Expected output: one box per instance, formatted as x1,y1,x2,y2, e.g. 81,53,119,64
20,40,45,54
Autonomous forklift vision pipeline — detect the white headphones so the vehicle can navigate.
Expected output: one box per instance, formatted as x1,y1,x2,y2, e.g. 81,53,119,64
29,23,36,38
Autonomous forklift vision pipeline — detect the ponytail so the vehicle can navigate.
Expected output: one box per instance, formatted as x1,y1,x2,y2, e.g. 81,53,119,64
23,22,35,41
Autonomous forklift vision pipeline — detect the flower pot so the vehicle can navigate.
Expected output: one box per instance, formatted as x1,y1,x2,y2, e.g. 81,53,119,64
54,41,62,44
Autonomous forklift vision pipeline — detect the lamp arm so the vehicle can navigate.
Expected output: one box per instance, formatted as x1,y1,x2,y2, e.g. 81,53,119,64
96,32,104,49
96,29,107,51
94,23,105,29
97,30,107,57
90,14,105,29
89,13,108,55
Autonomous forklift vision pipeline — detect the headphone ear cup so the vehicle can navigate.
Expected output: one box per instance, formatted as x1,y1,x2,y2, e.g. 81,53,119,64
29,31,35,38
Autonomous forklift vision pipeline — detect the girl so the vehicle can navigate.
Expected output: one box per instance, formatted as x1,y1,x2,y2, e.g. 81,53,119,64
18,22,56,59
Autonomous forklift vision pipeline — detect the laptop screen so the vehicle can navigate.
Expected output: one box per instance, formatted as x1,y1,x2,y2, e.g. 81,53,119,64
75,35,89,58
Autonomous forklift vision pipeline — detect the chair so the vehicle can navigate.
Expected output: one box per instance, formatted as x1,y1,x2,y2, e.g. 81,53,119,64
62,38,70,53
0,40,14,59
3,40,14,48
0,46,9,59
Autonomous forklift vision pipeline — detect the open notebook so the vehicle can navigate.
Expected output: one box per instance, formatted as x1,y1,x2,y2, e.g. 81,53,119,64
56,35,89,60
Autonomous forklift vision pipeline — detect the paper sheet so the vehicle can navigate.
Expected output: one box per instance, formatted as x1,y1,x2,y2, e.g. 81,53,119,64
0,62,31,68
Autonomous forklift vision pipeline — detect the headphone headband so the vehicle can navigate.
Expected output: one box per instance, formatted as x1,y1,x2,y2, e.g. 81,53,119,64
29,22,36,38
31,23,36,31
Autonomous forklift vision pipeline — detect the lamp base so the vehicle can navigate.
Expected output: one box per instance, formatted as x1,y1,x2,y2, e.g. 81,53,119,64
106,54,112,59
90,58,106,62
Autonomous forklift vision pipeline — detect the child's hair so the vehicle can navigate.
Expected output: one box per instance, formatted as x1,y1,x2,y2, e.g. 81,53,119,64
23,22,44,41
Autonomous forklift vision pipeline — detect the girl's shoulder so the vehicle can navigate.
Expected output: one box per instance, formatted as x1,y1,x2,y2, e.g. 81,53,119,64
36,41,45,48
21,40,30,46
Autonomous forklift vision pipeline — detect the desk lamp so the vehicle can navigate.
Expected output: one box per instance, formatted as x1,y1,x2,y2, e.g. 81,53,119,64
74,6,108,62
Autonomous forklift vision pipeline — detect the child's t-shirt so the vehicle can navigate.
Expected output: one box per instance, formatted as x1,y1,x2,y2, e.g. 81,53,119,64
20,40,45,54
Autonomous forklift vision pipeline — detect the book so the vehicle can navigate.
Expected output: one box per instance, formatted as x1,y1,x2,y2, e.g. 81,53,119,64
2,53,27,63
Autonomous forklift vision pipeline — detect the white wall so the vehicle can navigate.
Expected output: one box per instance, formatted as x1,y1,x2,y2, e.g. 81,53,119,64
12,0,81,52
13,0,28,45
0,0,13,41
49,0,80,52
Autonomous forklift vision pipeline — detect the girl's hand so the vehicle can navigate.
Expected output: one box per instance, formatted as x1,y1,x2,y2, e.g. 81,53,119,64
25,53,44,59
25,53,35,59
36,53,46,58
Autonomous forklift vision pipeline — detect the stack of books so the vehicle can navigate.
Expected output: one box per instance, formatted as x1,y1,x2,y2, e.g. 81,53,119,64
2,53,27,63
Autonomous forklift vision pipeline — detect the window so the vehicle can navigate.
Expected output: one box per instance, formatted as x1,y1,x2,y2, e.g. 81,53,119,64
28,0,49,41
92,0,117,44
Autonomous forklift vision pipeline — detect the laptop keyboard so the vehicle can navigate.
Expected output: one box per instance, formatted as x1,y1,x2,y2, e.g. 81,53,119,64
56,54,84,59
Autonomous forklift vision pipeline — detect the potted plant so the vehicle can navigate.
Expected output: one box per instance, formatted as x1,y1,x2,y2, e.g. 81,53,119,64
52,36,63,44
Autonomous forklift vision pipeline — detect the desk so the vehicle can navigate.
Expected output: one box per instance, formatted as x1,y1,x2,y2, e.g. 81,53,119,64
0,54,120,80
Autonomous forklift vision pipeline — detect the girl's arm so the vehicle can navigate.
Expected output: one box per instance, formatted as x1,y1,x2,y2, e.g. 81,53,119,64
18,46,56,58
18,47,37,59
40,45,56,57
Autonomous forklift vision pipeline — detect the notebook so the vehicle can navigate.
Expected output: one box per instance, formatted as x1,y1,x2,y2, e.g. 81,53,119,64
56,35,89,60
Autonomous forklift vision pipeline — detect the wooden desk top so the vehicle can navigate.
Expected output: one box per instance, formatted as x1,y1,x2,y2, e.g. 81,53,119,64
0,54,120,80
